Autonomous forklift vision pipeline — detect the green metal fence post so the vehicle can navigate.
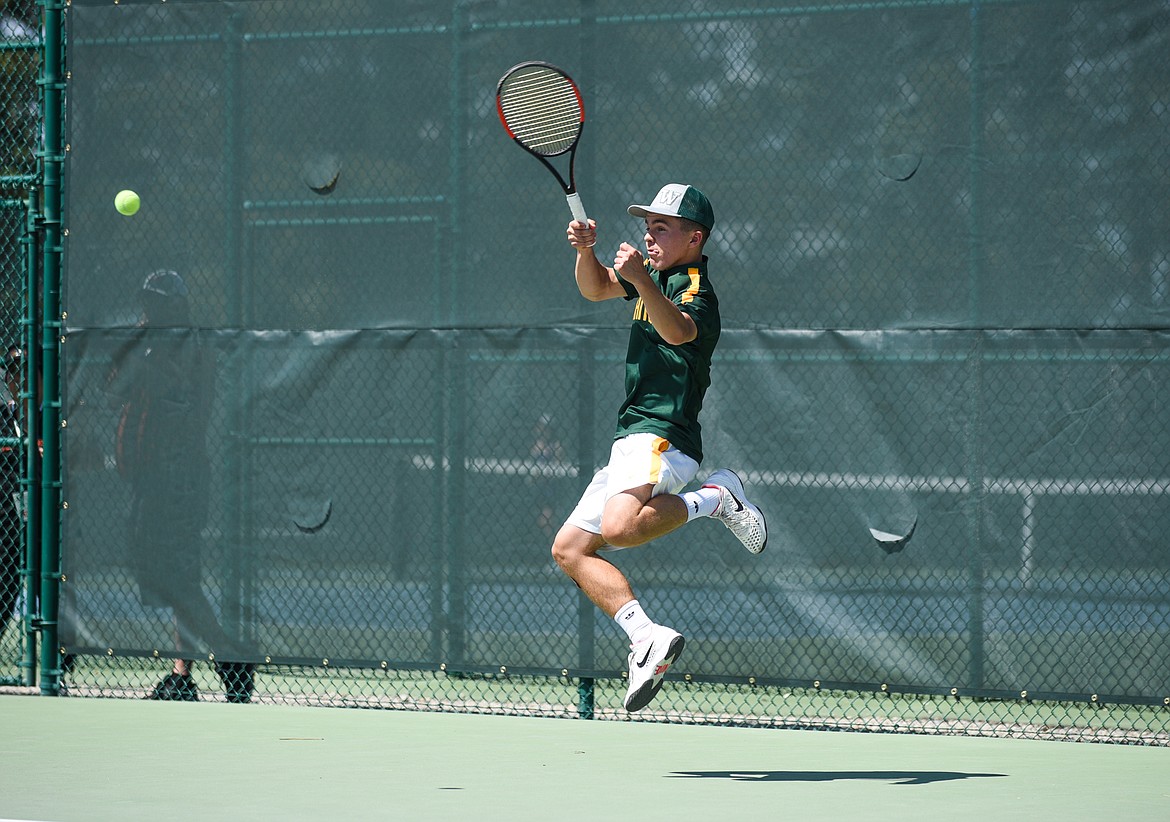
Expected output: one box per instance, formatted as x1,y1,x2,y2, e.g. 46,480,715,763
20,186,41,687
577,677,594,720
964,0,986,691
221,7,250,653
36,0,66,695
574,346,597,718
442,1,470,671
574,0,598,722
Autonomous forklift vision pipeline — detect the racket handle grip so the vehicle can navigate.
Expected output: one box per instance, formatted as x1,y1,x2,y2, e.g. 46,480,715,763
566,192,588,224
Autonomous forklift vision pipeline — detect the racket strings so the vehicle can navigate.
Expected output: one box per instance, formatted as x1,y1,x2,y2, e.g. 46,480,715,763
499,71,582,156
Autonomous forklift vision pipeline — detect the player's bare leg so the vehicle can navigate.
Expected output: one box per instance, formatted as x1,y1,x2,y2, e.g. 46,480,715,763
551,484,686,615
551,485,689,711
551,524,632,618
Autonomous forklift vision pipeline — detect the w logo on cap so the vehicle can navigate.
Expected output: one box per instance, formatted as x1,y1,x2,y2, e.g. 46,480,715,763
655,185,686,207
628,183,714,230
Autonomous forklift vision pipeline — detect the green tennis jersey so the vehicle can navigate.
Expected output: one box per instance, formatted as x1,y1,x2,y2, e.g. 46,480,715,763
615,255,720,462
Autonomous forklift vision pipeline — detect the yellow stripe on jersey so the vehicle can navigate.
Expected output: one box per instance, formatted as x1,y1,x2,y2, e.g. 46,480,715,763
679,267,701,304
632,297,646,322
632,268,701,321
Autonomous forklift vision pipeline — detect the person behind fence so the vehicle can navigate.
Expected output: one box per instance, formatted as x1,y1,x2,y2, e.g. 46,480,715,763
108,270,254,702
0,345,25,648
530,412,567,543
553,183,768,713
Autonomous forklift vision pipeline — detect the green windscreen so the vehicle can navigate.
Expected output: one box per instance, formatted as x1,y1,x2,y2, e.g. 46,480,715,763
58,0,1170,702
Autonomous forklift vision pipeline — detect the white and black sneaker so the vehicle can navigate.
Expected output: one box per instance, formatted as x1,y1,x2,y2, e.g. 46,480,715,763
623,624,685,712
703,468,768,554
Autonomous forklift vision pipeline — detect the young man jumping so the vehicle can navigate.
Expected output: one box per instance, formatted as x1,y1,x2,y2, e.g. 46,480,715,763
551,183,768,712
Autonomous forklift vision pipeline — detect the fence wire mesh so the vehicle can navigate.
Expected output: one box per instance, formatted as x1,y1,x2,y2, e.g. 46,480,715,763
0,0,38,688
2,0,1168,743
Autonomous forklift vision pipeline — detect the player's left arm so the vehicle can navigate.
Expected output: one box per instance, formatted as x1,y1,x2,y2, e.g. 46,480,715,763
640,287,698,346
613,244,698,345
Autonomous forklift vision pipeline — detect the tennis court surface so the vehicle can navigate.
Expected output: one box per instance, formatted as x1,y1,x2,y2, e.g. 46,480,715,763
2,694,1166,821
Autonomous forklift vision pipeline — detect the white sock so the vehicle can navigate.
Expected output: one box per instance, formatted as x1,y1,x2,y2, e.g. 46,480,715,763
680,486,723,521
614,599,654,644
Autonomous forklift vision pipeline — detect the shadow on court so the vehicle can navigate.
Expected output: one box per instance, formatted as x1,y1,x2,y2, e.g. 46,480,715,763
672,770,1007,786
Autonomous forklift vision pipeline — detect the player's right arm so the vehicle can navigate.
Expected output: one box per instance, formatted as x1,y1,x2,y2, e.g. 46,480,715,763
568,219,625,301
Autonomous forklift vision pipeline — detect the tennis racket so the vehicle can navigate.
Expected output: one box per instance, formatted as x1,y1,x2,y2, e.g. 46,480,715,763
496,61,588,224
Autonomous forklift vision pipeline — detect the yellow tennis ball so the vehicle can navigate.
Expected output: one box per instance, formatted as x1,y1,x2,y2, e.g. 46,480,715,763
114,189,140,216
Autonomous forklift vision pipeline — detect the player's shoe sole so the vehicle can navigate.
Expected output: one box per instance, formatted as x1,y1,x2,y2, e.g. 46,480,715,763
624,625,685,712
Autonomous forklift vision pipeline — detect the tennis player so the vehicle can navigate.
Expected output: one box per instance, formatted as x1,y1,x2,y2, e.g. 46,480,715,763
553,183,767,712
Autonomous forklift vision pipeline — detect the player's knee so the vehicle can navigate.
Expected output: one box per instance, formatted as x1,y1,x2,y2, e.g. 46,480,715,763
550,527,580,570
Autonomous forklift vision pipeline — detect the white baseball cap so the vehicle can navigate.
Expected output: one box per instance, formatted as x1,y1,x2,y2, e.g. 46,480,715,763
627,183,714,230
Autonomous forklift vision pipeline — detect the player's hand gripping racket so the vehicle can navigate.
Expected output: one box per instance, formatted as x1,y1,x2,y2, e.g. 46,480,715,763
496,61,588,224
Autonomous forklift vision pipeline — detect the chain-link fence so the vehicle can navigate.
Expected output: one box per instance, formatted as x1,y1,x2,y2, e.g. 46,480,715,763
3,0,1168,743
0,0,39,689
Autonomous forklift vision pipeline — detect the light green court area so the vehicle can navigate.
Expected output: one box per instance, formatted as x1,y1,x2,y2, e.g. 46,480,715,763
2,695,1167,821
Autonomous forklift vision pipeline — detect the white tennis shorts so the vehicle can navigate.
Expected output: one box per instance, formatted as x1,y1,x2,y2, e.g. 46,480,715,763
565,432,699,538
